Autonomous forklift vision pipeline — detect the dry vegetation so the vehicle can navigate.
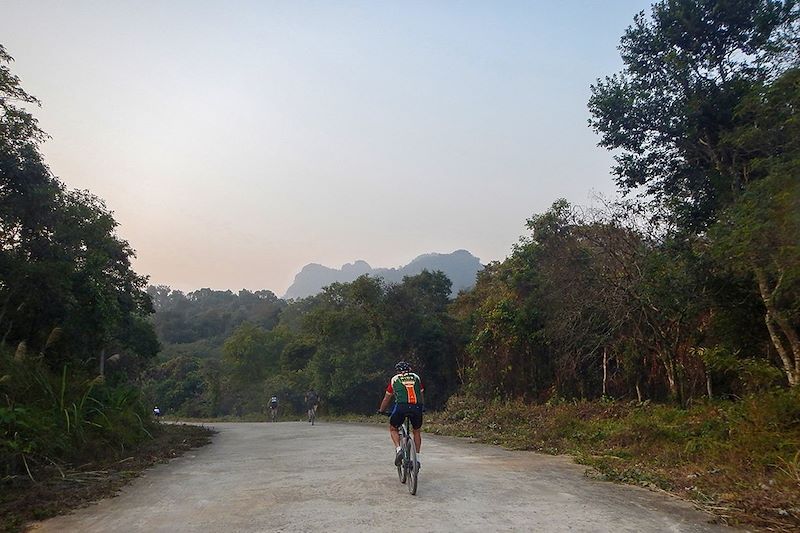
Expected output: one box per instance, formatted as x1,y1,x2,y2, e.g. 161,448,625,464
0,423,214,533
425,392,800,531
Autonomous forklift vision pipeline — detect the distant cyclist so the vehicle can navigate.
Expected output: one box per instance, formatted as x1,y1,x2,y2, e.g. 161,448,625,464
268,395,279,422
153,406,161,418
378,361,425,469
304,389,319,423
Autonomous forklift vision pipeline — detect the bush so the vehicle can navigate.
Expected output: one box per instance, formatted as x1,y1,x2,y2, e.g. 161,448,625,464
1,347,154,479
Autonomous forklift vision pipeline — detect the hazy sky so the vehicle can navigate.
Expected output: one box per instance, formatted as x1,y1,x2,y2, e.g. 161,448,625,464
2,1,652,295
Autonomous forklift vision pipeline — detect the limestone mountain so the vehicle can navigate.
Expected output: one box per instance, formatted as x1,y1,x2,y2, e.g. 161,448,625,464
284,250,482,299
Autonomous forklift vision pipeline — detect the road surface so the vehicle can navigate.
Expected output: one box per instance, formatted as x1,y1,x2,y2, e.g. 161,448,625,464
33,422,734,532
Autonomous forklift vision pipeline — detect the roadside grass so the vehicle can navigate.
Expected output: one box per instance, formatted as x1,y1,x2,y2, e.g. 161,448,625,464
1,347,158,481
424,390,800,532
0,423,214,533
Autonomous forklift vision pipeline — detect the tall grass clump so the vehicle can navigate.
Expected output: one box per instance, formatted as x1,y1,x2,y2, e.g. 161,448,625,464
1,344,154,481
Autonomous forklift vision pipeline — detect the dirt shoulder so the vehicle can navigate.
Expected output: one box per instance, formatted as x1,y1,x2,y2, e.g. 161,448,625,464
423,394,800,532
0,423,214,533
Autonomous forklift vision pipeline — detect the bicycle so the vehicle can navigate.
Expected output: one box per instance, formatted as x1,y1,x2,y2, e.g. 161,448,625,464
380,411,419,495
269,406,278,422
307,404,317,425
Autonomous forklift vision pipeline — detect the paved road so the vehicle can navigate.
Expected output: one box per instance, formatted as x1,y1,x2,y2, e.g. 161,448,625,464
33,422,734,532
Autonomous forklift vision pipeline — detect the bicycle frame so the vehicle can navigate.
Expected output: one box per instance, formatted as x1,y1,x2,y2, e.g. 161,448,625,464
398,418,411,457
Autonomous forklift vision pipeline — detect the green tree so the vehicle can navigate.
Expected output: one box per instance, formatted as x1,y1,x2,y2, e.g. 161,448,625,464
711,172,800,384
705,68,800,386
589,0,799,230
383,271,461,406
1,46,154,371
1,45,158,476
590,1,800,390
222,322,272,383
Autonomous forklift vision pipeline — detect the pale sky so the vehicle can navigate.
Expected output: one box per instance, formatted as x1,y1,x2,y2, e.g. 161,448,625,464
2,0,652,295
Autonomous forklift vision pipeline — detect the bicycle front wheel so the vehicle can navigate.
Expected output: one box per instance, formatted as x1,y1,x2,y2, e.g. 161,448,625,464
398,437,409,484
407,442,418,495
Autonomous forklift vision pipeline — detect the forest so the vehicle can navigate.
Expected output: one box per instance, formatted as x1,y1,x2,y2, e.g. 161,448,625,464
2,1,799,521
143,270,461,416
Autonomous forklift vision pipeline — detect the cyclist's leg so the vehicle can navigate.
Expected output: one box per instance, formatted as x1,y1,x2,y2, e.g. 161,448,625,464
388,405,405,448
388,423,401,447
409,406,423,454
412,428,422,453
388,405,405,464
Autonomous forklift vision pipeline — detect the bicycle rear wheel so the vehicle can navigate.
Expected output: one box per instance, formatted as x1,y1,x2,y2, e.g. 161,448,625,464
407,442,418,495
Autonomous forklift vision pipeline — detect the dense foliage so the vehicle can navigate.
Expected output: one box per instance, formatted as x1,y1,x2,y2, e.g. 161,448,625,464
145,271,462,417
1,45,157,479
147,286,285,356
446,0,800,404
585,0,800,392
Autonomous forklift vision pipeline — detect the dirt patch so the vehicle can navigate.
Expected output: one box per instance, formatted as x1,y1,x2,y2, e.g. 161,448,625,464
0,423,214,533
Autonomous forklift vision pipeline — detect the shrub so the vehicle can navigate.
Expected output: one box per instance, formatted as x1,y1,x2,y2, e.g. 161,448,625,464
1,347,154,479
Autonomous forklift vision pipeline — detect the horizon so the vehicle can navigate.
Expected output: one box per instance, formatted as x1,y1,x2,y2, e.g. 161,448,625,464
1,1,653,294
155,247,481,295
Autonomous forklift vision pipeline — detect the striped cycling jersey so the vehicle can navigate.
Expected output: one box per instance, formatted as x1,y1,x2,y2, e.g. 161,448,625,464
386,372,424,404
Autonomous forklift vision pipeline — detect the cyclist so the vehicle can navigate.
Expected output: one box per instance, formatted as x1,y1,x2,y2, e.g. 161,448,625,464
378,361,424,469
153,406,161,418
304,389,319,423
268,395,279,421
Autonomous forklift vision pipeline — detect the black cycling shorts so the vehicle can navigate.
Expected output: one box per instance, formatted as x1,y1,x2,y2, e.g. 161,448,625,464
390,403,423,430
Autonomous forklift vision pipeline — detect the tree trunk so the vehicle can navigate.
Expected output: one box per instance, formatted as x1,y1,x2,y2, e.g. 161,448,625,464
754,266,799,386
663,355,679,401
765,315,798,386
602,347,608,397
635,380,643,402
773,313,800,384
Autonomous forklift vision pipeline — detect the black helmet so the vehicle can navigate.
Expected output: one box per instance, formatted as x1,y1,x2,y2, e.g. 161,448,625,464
395,361,411,373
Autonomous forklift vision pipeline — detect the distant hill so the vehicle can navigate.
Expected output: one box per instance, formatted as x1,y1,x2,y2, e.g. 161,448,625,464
284,250,482,299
